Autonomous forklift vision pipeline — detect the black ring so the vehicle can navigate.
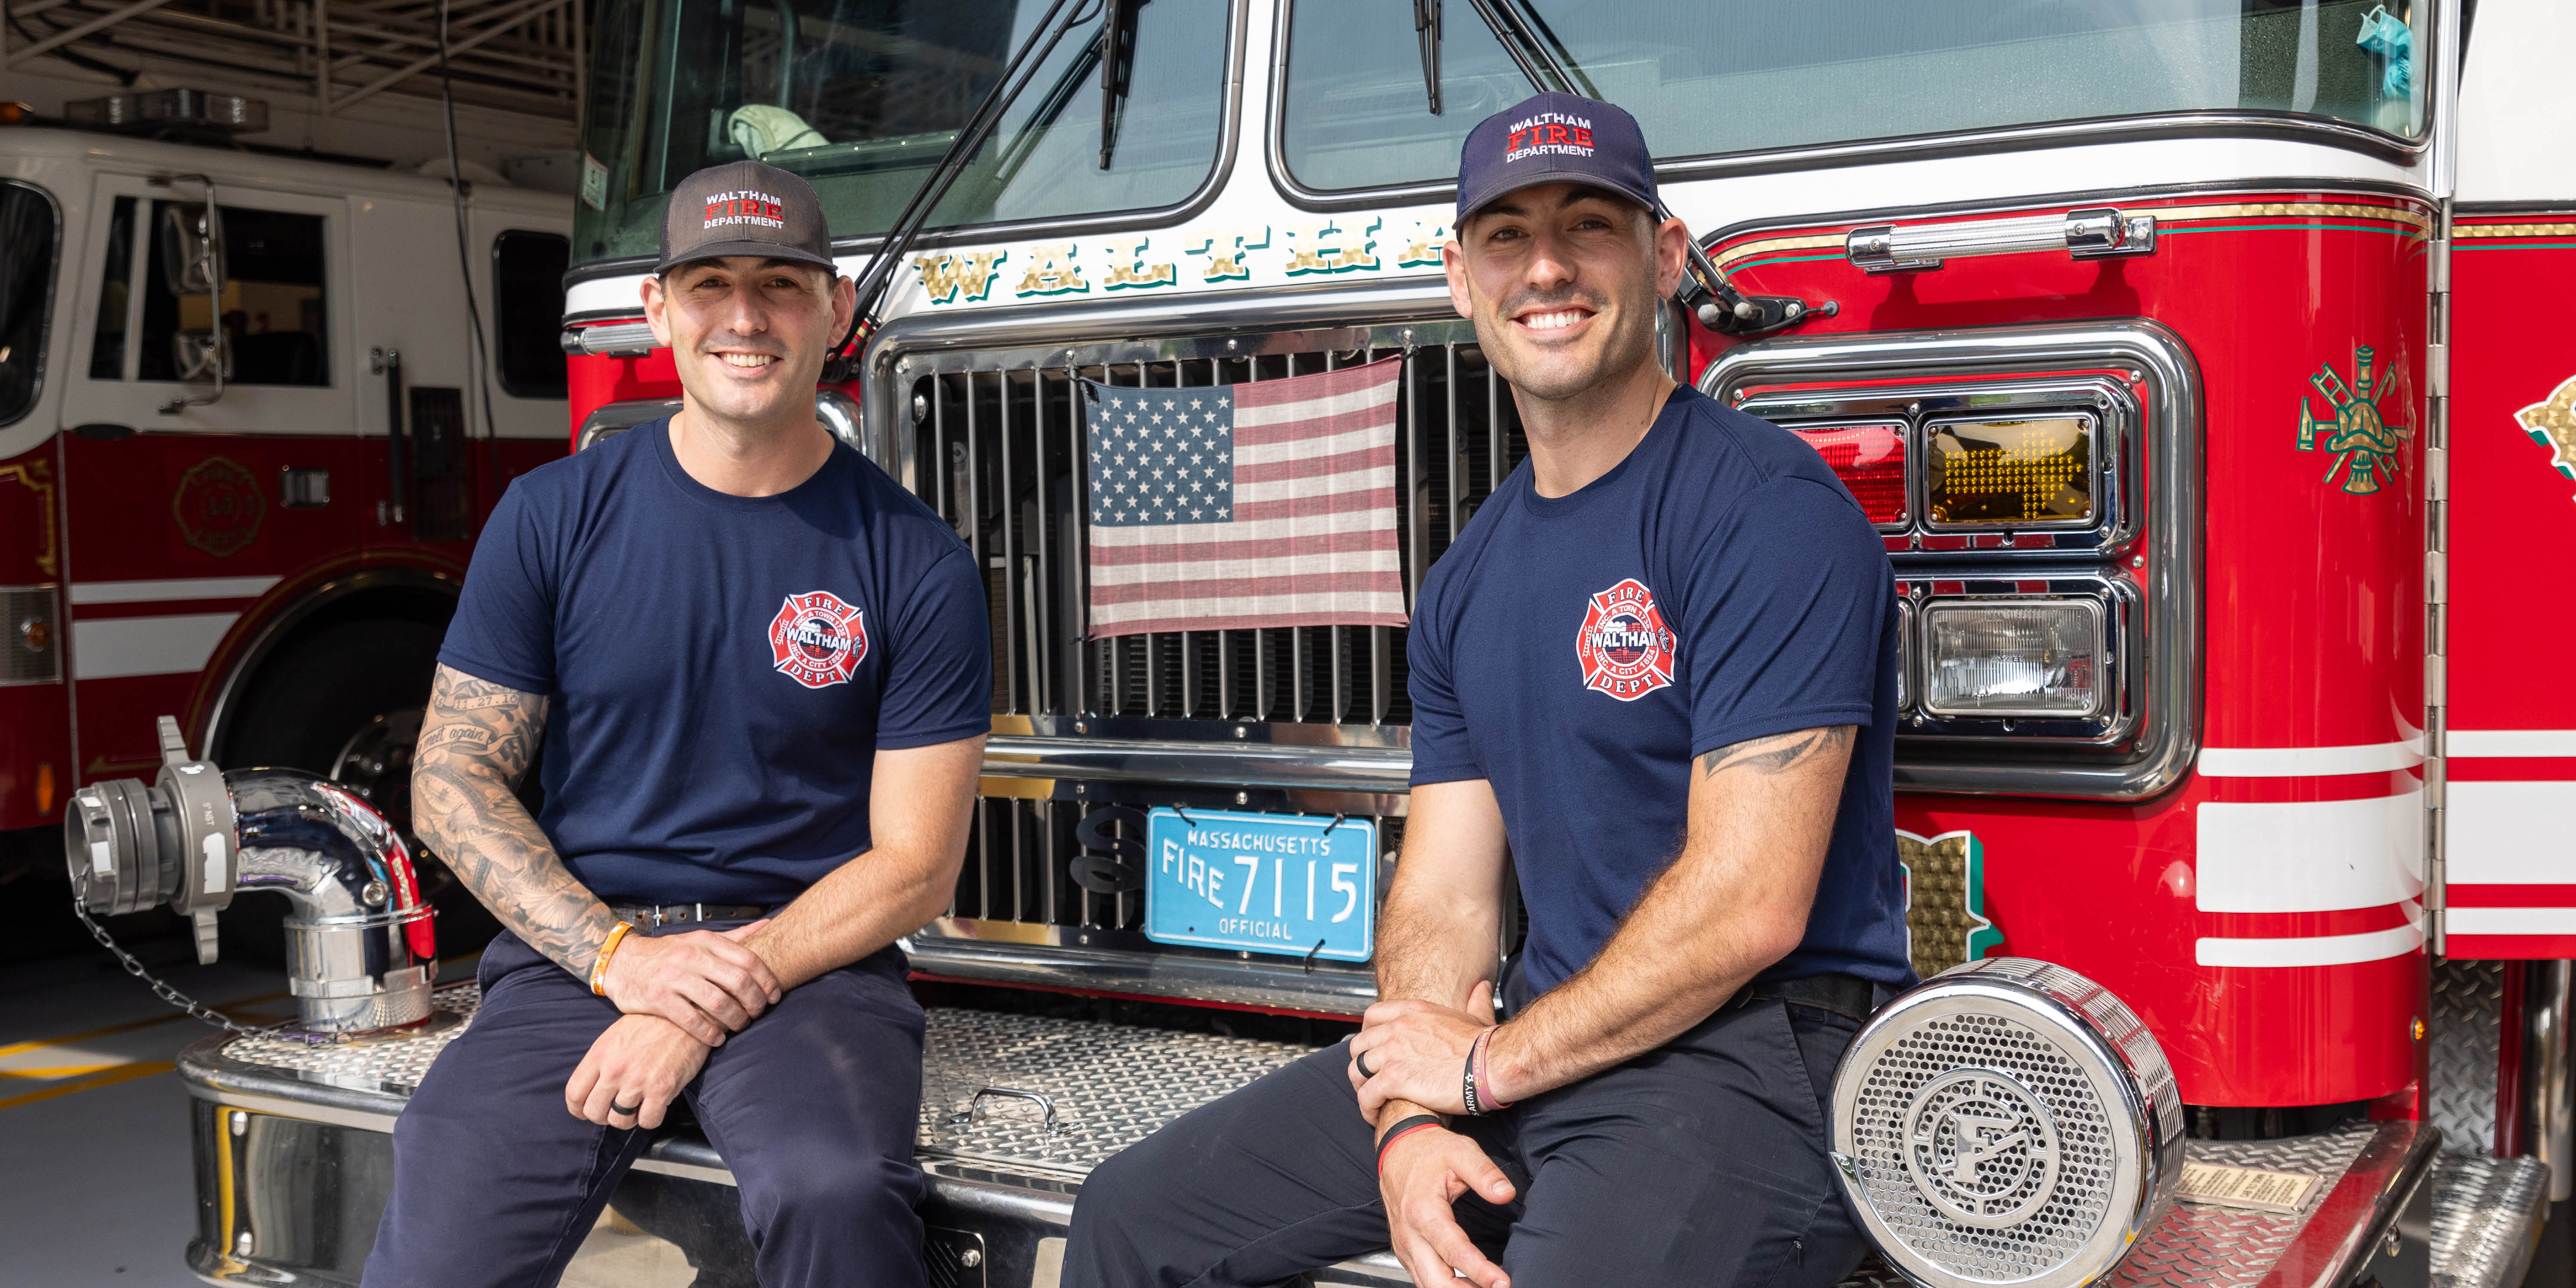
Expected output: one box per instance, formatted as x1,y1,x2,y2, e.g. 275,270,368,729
611,1100,643,1117
1354,1049,1376,1079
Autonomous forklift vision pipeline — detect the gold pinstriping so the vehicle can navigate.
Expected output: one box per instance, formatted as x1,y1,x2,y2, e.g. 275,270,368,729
2455,221,2576,238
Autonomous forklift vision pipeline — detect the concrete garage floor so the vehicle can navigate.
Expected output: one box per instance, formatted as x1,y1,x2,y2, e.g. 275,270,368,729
0,945,295,1285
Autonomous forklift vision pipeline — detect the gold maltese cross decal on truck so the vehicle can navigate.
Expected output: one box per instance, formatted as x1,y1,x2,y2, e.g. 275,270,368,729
2297,344,2412,496
2512,372,2576,499
1897,829,2003,978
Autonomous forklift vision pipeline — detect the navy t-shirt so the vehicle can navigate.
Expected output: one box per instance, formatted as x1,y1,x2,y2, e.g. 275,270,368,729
438,419,990,905
1409,386,1913,996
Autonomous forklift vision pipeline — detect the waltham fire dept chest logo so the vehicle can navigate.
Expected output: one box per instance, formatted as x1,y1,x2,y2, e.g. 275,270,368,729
766,591,867,689
1576,579,1675,700
2296,344,2412,495
1904,1067,2063,1229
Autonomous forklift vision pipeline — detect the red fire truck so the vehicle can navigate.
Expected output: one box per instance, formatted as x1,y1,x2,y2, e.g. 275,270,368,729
63,1,2576,1285
0,94,571,944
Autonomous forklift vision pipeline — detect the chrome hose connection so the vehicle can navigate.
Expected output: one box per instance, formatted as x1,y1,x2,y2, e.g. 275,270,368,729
65,716,439,1036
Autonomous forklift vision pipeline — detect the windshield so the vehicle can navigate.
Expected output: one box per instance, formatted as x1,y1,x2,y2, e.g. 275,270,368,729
1282,0,2426,194
576,0,1231,266
0,181,58,427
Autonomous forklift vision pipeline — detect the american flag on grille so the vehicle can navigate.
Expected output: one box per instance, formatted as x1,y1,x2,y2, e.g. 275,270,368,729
1083,358,1408,638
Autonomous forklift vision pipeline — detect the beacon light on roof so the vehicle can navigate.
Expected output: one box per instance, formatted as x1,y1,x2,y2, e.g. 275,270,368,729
1790,420,1908,527
1924,413,2095,529
1922,599,2102,718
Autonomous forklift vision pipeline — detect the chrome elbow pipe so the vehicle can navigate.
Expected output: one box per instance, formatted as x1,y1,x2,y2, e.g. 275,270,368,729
233,770,439,1033
66,717,438,1036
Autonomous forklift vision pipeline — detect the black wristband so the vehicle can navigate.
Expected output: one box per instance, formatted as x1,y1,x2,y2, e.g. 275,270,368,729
1375,1113,1445,1170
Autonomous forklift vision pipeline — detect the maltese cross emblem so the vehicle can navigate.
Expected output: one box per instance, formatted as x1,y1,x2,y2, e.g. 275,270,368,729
2297,344,2412,496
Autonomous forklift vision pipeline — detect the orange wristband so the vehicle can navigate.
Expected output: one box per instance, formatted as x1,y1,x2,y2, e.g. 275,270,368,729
588,922,636,996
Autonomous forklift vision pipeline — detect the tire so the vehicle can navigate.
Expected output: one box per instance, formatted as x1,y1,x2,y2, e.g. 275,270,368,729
213,614,504,965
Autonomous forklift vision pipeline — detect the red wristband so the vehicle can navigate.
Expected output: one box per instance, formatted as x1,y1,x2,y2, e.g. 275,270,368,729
1375,1115,1444,1175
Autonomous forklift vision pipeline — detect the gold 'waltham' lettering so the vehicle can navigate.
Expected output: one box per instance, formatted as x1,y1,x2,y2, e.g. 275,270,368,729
1015,243,1090,296
913,251,1009,304
1185,226,1270,282
1394,219,1449,268
1282,218,1382,275
1099,237,1178,290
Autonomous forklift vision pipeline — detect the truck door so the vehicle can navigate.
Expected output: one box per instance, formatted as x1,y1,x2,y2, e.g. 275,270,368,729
58,172,360,784
2440,1,2576,956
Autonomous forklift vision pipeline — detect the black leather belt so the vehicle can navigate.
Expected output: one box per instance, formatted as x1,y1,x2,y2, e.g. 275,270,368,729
608,902,771,928
1737,972,1882,1024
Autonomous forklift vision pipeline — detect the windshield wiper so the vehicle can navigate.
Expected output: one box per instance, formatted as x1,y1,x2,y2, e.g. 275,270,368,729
1455,0,1831,338
1099,0,1141,167
822,0,1106,381
1415,0,1441,115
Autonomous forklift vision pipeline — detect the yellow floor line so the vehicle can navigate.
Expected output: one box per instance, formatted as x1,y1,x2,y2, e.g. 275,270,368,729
0,989,293,1060
0,1060,175,1111
0,1063,128,1079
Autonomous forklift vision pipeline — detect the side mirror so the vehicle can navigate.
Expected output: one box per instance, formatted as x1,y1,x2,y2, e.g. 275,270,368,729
158,200,222,296
152,182,228,412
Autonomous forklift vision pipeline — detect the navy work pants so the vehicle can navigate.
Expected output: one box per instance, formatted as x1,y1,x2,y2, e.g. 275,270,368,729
1064,996,1871,1288
364,927,929,1288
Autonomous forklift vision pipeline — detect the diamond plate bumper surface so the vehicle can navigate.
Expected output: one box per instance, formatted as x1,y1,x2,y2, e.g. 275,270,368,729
2432,959,2506,1160
2432,1153,2551,1288
2108,1124,2378,1288
187,994,2546,1287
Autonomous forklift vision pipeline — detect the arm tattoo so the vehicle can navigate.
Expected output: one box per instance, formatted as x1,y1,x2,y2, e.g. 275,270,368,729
412,665,616,976
1699,726,1855,778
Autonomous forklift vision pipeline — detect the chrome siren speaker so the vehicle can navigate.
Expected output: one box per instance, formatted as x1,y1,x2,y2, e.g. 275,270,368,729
65,715,441,1036
1829,958,2185,1288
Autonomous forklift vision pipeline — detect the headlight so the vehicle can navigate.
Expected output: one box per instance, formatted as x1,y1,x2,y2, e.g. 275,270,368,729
1923,599,2102,717
1924,413,2094,528
1896,597,1914,713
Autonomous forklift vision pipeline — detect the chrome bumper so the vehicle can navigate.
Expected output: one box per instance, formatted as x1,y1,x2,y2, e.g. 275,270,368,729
176,986,2548,1288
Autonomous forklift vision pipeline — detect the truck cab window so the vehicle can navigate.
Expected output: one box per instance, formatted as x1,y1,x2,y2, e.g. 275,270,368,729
492,230,570,399
89,196,135,380
0,180,60,427
137,204,329,387
1283,0,2427,193
574,0,1229,263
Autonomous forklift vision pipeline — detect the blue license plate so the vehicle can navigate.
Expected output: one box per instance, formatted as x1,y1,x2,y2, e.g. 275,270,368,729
1142,808,1375,962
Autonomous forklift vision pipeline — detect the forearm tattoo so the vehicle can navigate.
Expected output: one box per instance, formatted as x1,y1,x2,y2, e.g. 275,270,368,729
412,665,616,975
1698,726,1855,778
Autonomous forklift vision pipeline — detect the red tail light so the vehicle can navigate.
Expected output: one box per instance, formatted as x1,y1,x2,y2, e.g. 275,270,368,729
1792,422,1908,527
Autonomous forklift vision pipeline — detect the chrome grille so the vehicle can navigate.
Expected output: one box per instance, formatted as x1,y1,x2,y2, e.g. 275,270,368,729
2,585,60,685
900,324,1510,939
904,330,1518,726
1850,1013,2118,1277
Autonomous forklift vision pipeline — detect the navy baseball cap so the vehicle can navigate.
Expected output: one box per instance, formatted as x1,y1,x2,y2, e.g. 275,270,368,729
1455,92,1658,224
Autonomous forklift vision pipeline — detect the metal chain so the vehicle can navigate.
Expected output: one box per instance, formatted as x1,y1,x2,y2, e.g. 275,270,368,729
71,899,266,1038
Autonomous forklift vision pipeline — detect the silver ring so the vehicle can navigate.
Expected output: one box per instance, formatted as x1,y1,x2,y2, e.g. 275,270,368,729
1355,1049,1376,1079
611,1100,642,1117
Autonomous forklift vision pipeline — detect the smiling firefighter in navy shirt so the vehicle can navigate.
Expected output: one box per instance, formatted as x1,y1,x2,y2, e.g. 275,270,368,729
1065,94,1915,1288
366,161,989,1288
